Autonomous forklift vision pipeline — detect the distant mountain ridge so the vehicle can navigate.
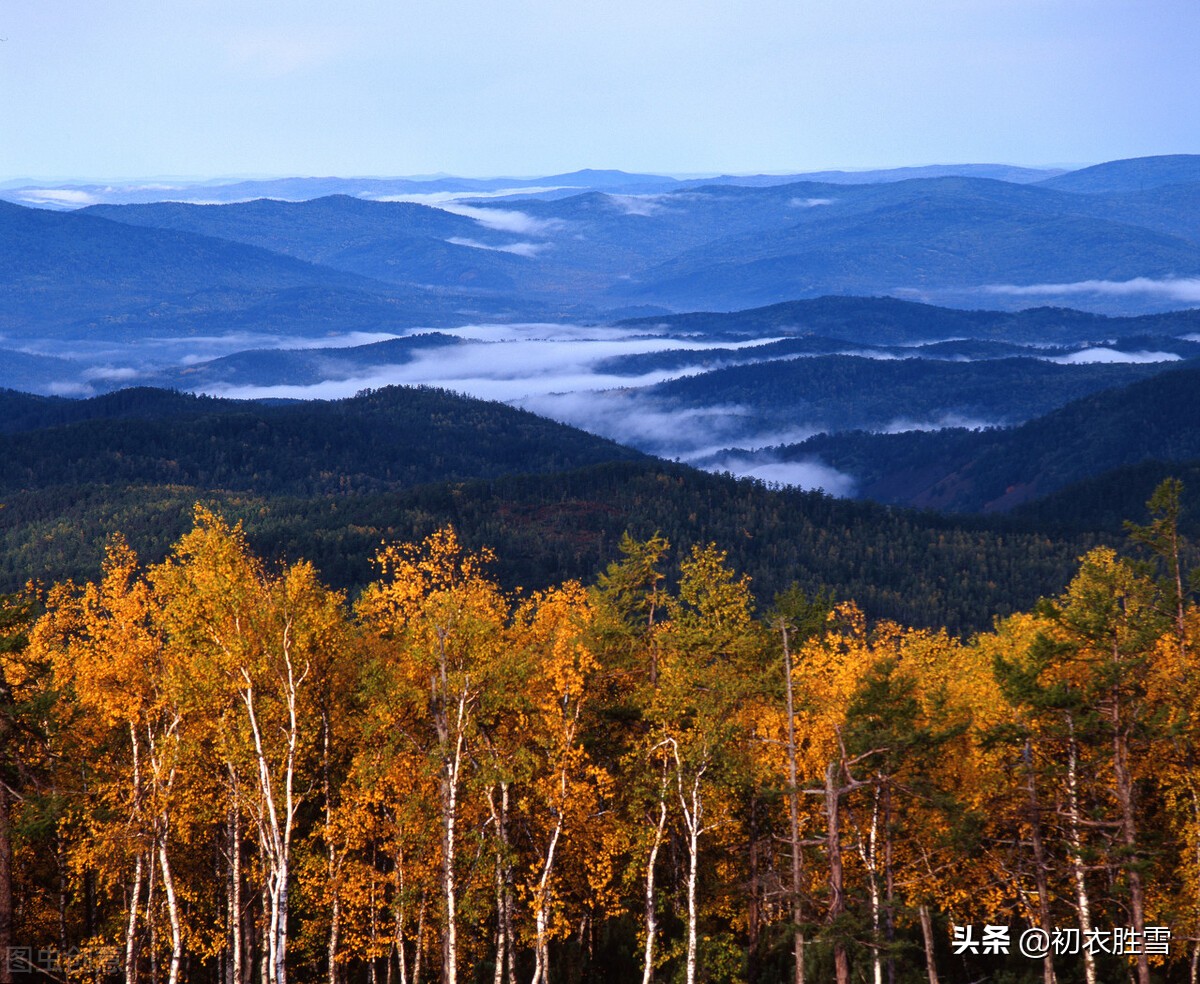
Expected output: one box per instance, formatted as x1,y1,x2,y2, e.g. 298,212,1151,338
3,163,1069,209
617,295,1200,344
33,158,1200,328
1038,154,1200,194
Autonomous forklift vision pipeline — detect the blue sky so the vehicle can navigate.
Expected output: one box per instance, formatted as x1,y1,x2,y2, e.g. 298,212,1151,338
2,0,1198,180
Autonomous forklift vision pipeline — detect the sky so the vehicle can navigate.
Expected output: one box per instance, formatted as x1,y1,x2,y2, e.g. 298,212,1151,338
2,0,1199,180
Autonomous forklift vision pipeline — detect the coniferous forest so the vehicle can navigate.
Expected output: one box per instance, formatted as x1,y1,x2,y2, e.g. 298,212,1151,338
3,479,1198,984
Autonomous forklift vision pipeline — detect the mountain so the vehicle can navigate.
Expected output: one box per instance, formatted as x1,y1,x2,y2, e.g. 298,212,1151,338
1054,181,1200,244
2,170,684,209
778,364,1200,512
138,334,470,391
84,196,536,292
0,385,646,497
3,165,1066,210
86,175,1200,319
640,354,1175,437
0,199,509,340
687,164,1069,187
615,177,1200,310
616,295,1200,345
1038,154,1200,194
1006,459,1200,536
0,450,1106,636
13,164,1200,354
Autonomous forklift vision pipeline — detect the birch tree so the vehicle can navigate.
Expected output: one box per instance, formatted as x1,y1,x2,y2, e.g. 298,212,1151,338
358,527,508,984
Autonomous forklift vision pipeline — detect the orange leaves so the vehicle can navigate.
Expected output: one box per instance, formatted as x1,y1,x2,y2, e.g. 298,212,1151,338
20,509,1200,982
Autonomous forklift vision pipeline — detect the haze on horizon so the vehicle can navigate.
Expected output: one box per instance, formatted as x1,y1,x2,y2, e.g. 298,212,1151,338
3,0,1199,181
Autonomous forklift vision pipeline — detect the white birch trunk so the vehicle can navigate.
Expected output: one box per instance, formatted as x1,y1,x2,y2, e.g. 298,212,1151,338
394,844,409,984
780,618,806,984
640,780,668,984
1064,720,1097,984
229,791,243,984
158,832,183,984
670,741,707,984
125,852,144,984
125,723,144,984
439,685,468,984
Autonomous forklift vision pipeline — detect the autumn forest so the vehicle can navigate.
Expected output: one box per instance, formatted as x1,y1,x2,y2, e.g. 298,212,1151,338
2,477,1199,984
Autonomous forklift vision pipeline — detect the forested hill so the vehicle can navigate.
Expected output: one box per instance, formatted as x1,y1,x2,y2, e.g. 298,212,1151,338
2,455,1112,636
617,295,1200,345
0,382,1184,633
784,364,1200,512
0,385,645,496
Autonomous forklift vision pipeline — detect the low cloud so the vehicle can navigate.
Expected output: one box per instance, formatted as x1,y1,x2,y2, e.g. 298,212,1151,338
1044,348,1183,365
16,189,99,208
369,187,567,205
519,389,823,464
984,277,1200,303
605,194,666,216
520,392,759,458
436,204,565,236
789,197,835,207
194,330,769,405
699,451,856,496
446,237,547,257
45,380,94,397
81,366,142,382
181,325,810,465
835,348,902,361
878,413,995,434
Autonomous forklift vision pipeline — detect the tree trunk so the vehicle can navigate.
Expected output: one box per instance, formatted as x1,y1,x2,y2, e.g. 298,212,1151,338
669,740,707,984
125,852,145,984
413,893,426,984
1064,720,1097,984
260,877,271,984
883,786,896,984
394,843,409,984
324,712,341,984
1022,740,1057,984
1022,744,1060,984
440,707,464,984
918,905,939,984
228,785,244,984
159,827,183,984
824,762,850,984
532,749,573,984
850,784,883,984
780,618,807,984
487,784,512,984
1113,729,1150,984
641,788,668,984
684,784,701,984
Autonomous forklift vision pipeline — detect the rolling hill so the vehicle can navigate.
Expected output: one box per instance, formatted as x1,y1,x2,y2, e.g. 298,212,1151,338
1038,154,1200,194
776,364,1200,512
0,385,646,496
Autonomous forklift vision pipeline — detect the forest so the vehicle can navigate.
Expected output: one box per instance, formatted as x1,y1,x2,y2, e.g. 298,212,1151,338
2,480,1198,984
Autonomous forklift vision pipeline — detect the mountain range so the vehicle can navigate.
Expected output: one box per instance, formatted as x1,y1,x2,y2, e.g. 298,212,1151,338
5,155,1200,358
5,154,1200,632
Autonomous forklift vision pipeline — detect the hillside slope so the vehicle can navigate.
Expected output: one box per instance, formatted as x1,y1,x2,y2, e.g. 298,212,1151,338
784,365,1200,511
0,385,646,496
